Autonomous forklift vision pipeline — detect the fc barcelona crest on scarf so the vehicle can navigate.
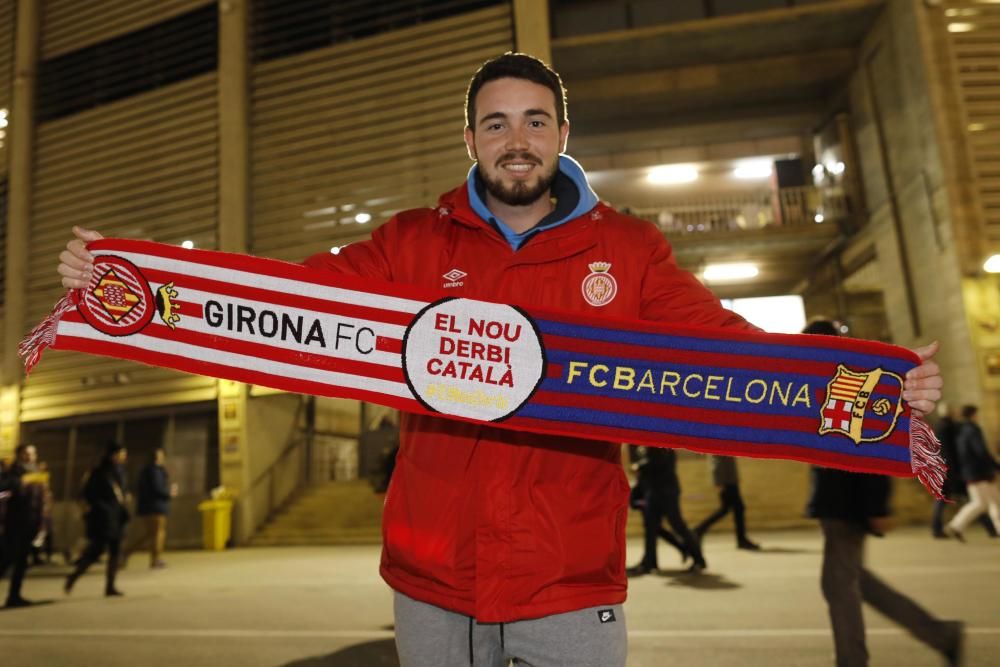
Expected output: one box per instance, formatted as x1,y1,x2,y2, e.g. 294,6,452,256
819,365,905,445
582,262,617,307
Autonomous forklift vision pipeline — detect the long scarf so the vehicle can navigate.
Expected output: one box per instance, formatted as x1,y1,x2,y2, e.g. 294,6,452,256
22,239,946,497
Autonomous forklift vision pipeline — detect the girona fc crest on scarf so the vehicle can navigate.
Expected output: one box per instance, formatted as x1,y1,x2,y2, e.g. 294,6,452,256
77,256,185,336
582,262,617,307
78,256,157,336
819,365,906,445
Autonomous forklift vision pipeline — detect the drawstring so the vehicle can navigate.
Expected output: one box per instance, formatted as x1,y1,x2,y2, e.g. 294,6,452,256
500,623,505,650
468,616,474,665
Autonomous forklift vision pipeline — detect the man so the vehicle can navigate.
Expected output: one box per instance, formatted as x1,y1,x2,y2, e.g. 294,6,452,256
804,320,962,667
946,405,1000,539
0,444,46,608
932,404,996,539
626,445,706,576
693,455,760,551
59,54,942,666
133,448,177,568
65,442,131,597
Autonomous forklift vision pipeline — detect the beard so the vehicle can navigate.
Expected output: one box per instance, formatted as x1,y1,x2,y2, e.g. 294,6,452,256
479,152,559,207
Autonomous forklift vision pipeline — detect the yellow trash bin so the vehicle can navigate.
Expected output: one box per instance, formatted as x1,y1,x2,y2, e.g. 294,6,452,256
197,499,233,551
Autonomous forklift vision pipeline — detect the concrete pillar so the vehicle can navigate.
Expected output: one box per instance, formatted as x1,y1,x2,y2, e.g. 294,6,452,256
218,0,250,255
835,112,867,229
218,379,253,542
1,0,41,457
216,0,253,543
513,0,552,64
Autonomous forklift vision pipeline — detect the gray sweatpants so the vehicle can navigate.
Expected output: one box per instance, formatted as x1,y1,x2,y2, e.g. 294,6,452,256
394,591,627,667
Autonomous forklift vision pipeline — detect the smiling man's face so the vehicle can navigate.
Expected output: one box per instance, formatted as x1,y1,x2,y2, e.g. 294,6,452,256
464,77,569,208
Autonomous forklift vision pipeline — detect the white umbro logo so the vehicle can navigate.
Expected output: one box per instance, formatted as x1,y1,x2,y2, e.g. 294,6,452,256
443,269,467,288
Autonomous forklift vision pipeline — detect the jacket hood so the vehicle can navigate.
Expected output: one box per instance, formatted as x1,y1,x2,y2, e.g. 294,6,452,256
441,155,599,249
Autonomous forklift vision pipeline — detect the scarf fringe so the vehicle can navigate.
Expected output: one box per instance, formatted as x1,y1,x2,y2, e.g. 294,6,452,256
910,415,948,500
18,290,76,375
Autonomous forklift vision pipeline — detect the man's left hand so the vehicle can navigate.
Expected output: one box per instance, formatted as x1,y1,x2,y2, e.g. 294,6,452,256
903,341,942,417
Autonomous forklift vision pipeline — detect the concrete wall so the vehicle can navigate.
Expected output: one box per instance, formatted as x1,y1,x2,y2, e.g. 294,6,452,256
243,392,304,536
845,0,981,419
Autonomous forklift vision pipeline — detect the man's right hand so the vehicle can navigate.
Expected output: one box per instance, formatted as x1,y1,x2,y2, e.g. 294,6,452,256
58,226,103,289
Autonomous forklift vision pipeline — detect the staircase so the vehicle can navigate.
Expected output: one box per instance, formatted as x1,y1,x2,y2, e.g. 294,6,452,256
251,480,385,546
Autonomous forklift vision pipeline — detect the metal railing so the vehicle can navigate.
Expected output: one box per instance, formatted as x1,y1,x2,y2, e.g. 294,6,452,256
632,186,851,236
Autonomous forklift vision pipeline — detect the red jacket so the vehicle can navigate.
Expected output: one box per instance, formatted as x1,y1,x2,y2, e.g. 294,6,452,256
306,184,750,622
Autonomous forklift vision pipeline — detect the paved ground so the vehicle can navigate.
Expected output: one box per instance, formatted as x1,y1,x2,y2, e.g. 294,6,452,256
1,528,997,666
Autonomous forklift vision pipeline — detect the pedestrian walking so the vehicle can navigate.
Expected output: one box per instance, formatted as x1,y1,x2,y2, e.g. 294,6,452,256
0,444,46,608
65,442,131,597
945,405,1000,540
131,448,177,569
804,319,963,666
693,455,759,550
626,446,706,576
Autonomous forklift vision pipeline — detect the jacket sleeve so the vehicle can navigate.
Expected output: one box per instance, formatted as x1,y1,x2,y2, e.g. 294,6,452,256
637,225,757,331
302,215,401,280
859,474,891,519
153,468,171,501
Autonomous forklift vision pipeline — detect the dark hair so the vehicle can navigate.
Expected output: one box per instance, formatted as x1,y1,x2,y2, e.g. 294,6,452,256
802,319,839,336
961,405,978,419
104,440,125,458
14,443,32,458
465,52,567,129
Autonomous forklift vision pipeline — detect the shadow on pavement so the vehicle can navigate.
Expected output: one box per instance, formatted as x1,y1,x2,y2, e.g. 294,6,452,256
280,639,400,667
659,570,741,590
755,546,815,555
0,599,57,611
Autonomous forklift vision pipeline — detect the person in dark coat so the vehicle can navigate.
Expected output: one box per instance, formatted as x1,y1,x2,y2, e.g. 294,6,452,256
65,441,131,597
932,405,996,538
0,444,46,608
132,448,176,568
945,405,1000,540
693,455,760,550
804,319,963,666
626,445,706,576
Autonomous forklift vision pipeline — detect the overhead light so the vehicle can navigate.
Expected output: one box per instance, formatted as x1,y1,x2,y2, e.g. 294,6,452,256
330,246,342,255
732,160,772,180
648,164,699,185
812,164,825,178
304,205,338,218
947,22,976,32
828,161,846,175
814,213,825,223
968,123,987,132
703,263,759,283
984,254,1000,273
355,212,372,224
181,240,195,249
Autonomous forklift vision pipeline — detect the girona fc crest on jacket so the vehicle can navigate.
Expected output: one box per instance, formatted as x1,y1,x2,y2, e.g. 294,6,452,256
818,364,905,445
582,262,617,307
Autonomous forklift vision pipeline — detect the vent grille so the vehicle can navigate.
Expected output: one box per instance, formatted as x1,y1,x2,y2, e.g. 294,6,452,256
251,4,513,262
